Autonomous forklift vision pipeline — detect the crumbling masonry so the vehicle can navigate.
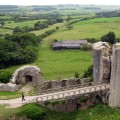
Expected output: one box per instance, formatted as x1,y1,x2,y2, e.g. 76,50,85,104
93,42,120,108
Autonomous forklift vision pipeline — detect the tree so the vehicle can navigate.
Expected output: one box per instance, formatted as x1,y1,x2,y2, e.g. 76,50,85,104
101,31,116,44
66,16,72,22
66,25,73,30
13,26,23,34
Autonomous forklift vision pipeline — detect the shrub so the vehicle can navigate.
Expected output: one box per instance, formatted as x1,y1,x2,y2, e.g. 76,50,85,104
81,44,92,51
61,99,66,105
17,104,47,120
0,70,12,83
79,96,88,102
53,39,58,42
82,65,93,82
74,72,80,78
86,38,98,43
50,100,59,107
44,101,50,106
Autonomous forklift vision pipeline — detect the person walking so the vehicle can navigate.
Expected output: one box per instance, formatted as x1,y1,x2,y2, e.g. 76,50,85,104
22,92,25,101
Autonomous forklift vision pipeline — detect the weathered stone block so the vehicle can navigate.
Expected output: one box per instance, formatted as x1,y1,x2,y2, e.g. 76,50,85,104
0,83,20,92
109,43,120,107
93,42,111,84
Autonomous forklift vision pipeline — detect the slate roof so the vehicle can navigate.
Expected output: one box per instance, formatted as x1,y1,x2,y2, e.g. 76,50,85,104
52,40,88,48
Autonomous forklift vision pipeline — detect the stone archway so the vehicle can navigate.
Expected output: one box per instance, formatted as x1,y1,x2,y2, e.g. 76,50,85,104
25,75,33,83
10,65,44,88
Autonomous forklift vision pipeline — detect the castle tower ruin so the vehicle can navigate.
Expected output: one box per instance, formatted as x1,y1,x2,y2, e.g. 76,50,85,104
93,42,111,84
109,43,120,107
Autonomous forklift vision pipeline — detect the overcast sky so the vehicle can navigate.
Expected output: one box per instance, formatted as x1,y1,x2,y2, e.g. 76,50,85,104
0,0,120,5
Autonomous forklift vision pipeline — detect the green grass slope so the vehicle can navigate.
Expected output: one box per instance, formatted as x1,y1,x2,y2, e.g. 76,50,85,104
1,104,120,120
43,17,120,41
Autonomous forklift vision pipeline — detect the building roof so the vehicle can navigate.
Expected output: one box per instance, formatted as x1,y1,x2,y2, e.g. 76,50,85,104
52,40,88,48
61,40,88,44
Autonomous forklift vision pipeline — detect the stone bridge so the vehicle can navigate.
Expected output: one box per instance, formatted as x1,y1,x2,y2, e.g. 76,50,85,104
29,84,109,103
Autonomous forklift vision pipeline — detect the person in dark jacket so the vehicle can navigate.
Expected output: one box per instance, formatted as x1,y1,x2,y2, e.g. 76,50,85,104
22,92,25,101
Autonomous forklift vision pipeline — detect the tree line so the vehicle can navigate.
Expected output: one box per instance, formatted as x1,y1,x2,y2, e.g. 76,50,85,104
96,10,120,18
0,33,41,69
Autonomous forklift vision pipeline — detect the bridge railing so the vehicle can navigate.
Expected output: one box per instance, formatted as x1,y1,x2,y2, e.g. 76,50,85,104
29,84,110,103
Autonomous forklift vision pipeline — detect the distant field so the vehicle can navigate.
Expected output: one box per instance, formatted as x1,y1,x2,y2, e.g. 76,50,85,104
4,17,120,80
0,28,13,35
4,19,45,28
0,16,11,19
31,23,63,35
43,17,120,41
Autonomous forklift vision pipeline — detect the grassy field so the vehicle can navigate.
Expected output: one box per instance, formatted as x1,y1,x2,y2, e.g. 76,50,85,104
0,28,13,35
4,45,92,80
0,91,21,100
4,19,45,28
0,16,11,19
31,23,63,35
42,17,120,41
33,45,92,80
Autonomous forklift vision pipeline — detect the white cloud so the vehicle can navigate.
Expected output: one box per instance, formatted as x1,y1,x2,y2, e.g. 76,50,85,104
0,0,120,5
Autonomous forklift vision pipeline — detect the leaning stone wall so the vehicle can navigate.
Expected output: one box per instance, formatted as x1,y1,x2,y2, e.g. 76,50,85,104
93,42,111,84
109,43,120,107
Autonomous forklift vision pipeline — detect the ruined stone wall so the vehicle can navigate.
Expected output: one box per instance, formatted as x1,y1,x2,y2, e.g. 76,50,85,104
93,42,111,84
42,78,90,92
0,83,20,92
109,43,120,107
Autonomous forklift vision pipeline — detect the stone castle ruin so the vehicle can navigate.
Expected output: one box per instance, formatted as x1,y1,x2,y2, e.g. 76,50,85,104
1,41,120,109
93,42,111,84
93,42,120,108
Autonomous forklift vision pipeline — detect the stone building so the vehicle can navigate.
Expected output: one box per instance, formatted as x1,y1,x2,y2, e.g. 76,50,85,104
52,40,88,50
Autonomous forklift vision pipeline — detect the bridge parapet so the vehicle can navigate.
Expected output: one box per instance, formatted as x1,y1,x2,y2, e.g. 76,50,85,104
29,84,109,103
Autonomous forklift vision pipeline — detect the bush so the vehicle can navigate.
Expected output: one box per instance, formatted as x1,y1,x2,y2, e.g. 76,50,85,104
82,65,93,82
53,39,58,42
50,100,59,107
0,70,12,83
17,104,47,120
74,72,80,78
81,44,92,51
61,99,66,105
101,31,116,44
86,38,98,43
79,96,88,102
